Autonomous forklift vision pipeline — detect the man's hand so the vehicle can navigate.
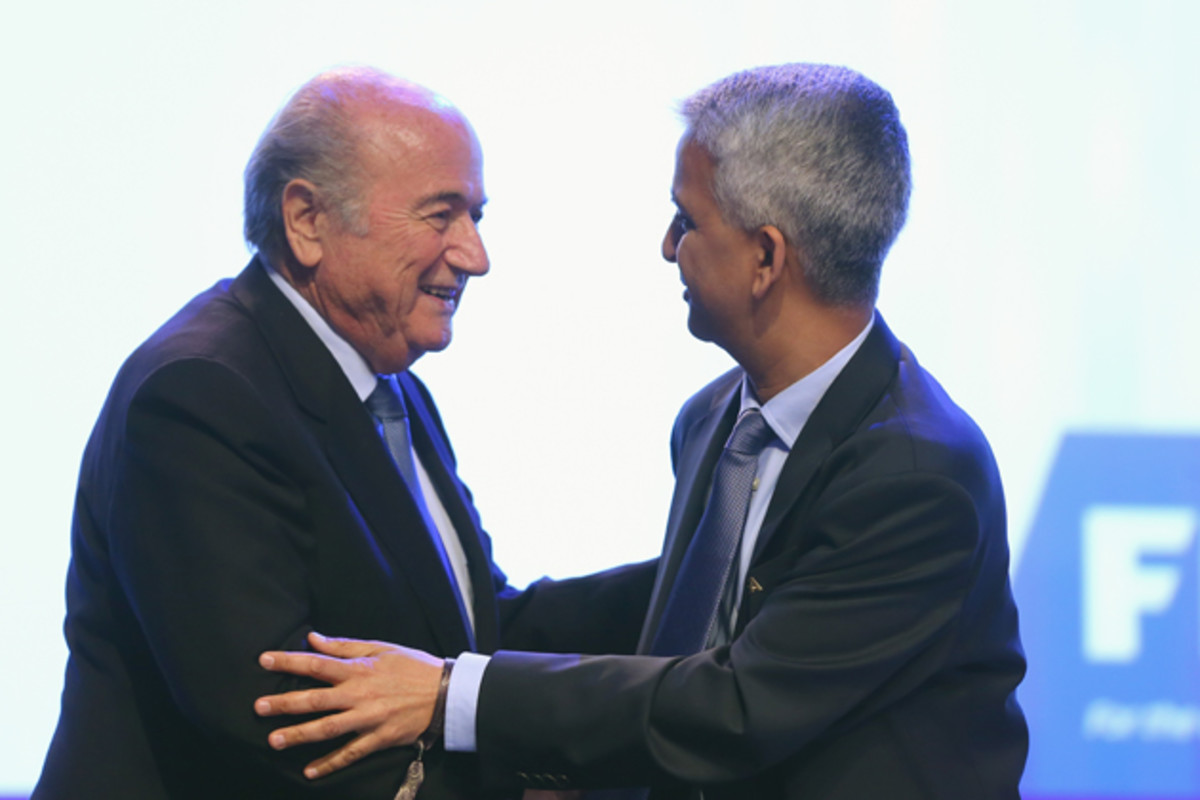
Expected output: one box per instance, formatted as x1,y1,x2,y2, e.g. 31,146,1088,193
255,631,442,779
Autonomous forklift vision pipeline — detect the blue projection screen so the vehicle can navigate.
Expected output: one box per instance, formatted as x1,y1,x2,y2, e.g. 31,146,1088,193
2,1,1197,796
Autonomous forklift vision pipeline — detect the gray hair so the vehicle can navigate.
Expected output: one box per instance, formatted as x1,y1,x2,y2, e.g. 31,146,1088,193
682,63,911,306
243,67,406,266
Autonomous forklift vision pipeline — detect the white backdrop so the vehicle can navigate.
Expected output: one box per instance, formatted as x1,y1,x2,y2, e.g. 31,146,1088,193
2,0,1197,793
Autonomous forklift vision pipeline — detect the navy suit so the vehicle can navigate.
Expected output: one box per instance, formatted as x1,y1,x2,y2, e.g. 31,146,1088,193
37,260,513,798
475,316,1028,798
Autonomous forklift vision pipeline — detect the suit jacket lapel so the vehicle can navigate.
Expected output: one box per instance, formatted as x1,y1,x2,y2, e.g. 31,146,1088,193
398,372,501,653
638,375,741,652
751,312,902,563
230,260,474,656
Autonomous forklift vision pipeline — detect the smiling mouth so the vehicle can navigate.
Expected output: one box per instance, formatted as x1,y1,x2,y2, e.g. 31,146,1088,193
421,284,461,306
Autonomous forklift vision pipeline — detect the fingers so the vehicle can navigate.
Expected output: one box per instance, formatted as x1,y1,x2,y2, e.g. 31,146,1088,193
259,650,354,683
253,635,435,778
265,710,356,750
255,686,343,717
261,708,395,775
301,732,385,779
307,630,390,658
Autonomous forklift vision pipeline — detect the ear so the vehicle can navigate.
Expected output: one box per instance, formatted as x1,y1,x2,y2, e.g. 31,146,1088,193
750,224,788,301
281,179,324,269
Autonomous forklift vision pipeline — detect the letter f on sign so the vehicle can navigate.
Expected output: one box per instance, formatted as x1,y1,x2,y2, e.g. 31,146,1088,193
1082,506,1197,663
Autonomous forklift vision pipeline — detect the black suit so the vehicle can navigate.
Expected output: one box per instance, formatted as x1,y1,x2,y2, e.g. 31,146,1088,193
475,316,1028,799
36,260,512,798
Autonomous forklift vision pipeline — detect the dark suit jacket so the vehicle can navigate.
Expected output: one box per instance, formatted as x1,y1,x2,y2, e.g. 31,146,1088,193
36,260,517,799
475,316,1028,799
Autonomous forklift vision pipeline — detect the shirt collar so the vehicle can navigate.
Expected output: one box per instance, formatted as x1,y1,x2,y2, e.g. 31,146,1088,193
739,316,875,450
262,261,380,401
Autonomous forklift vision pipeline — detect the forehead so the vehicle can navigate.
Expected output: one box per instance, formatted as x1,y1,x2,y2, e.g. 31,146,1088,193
358,102,485,204
672,137,718,206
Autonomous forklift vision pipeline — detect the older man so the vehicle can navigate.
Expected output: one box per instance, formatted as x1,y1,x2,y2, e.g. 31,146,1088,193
34,67,650,800
256,63,1028,799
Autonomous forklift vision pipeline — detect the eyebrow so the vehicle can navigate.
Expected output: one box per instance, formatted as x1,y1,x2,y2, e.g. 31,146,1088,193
418,191,489,210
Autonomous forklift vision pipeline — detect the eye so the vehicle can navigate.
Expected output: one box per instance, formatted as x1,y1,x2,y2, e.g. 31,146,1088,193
425,209,453,230
673,211,695,234
470,208,484,224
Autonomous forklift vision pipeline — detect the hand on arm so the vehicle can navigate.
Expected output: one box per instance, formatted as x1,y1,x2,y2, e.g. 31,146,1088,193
256,632,443,779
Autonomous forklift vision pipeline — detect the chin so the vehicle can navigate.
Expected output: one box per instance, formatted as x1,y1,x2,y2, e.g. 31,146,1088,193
378,353,419,374
686,314,714,344
406,321,454,352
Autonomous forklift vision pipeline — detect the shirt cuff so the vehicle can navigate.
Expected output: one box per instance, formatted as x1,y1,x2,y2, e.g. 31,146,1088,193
444,651,490,752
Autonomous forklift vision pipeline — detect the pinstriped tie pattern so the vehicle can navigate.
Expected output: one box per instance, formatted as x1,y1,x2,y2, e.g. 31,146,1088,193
366,375,475,647
650,408,775,656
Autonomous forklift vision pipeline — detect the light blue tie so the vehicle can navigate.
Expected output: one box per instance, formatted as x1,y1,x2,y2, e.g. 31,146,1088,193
650,408,775,656
366,375,475,647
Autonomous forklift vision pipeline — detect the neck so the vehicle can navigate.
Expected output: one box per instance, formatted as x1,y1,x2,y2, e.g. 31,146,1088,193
265,254,415,375
738,303,872,402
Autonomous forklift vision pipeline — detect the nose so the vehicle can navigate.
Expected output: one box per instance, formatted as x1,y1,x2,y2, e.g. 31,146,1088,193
448,218,490,276
662,218,679,263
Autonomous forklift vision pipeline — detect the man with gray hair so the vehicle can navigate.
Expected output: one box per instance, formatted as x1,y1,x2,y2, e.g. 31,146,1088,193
255,63,1028,798
34,66,655,799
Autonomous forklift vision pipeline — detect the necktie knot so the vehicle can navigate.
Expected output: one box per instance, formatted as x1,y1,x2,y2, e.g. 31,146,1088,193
725,409,774,456
366,376,408,422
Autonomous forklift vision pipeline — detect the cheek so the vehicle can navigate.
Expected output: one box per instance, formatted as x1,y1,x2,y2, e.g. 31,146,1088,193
376,246,429,301
392,233,444,279
676,239,707,280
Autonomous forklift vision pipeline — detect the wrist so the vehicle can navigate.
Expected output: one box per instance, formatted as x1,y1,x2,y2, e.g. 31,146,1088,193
421,657,455,745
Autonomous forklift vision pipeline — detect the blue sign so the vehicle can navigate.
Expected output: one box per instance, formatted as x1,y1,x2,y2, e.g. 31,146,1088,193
1016,433,1200,796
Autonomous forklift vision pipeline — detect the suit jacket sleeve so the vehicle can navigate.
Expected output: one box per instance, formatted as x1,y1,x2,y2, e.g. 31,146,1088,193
101,357,422,795
472,385,1024,799
497,559,658,655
